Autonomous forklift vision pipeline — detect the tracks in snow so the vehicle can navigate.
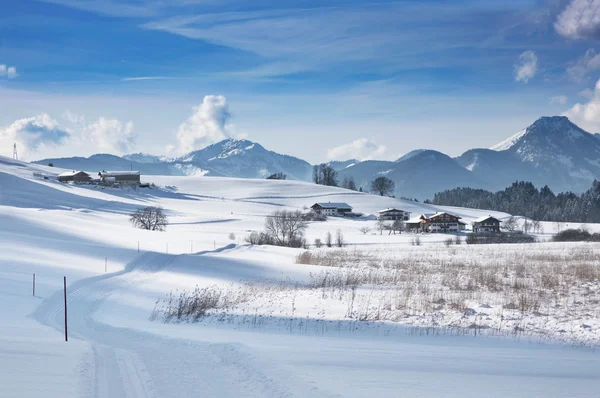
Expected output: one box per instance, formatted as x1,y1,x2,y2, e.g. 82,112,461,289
33,251,324,398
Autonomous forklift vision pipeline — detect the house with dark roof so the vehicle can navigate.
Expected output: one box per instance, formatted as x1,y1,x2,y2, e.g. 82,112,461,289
472,216,502,234
406,212,466,233
57,170,91,183
310,202,353,217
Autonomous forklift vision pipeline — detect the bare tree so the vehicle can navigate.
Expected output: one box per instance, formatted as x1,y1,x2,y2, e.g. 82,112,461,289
376,219,387,235
358,226,371,235
391,220,404,235
532,220,542,234
325,231,333,248
130,206,168,231
313,164,338,187
314,238,323,248
264,210,308,247
522,219,531,234
370,176,395,197
335,229,344,247
502,216,518,233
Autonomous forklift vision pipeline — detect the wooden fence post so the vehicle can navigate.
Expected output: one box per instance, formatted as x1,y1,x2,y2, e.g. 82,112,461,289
64,276,68,342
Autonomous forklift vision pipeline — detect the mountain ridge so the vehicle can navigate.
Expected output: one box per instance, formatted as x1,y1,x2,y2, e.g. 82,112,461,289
33,116,600,199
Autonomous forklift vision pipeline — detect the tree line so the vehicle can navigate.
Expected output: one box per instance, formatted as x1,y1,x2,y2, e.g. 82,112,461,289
431,180,600,223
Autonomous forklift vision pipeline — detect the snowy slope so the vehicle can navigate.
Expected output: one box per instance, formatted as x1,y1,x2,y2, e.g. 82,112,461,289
4,156,600,397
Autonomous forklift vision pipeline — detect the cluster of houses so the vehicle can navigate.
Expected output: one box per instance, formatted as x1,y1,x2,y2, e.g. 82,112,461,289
310,202,502,234
57,170,142,185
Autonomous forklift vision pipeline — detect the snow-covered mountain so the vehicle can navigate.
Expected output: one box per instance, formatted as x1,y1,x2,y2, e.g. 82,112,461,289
33,116,600,199
338,150,487,199
469,116,600,193
35,138,313,181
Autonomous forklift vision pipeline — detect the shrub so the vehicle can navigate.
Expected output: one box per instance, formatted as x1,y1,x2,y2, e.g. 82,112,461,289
228,232,236,240
444,238,453,247
314,238,323,248
245,231,273,245
552,228,592,242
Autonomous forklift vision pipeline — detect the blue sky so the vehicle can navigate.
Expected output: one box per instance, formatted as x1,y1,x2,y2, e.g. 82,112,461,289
2,0,600,162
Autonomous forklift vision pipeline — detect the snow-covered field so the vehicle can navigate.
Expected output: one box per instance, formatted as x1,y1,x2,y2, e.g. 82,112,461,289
2,155,600,397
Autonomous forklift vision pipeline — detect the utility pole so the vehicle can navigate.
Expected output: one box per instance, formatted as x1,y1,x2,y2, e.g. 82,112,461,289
12,143,18,160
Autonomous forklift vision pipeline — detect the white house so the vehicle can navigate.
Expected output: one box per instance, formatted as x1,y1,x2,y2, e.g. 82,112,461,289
310,202,353,217
377,208,411,221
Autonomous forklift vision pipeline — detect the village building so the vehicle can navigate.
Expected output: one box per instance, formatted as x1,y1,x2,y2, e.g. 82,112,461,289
57,170,92,183
98,170,141,184
405,212,466,233
472,215,502,234
310,202,353,217
377,208,411,221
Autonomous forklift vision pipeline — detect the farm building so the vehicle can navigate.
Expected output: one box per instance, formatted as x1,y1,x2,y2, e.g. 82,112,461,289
57,171,91,183
310,202,353,217
98,170,141,184
377,208,411,221
472,216,502,234
406,212,466,233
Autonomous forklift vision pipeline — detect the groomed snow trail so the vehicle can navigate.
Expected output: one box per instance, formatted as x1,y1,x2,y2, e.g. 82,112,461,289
34,251,321,398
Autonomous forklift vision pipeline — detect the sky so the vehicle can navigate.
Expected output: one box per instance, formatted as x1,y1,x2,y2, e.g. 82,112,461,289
2,0,600,162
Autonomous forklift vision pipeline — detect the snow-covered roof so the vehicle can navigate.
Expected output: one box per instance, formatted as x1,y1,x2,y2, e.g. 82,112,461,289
312,202,352,209
58,170,89,177
377,208,409,214
472,215,501,224
406,216,424,224
99,171,141,176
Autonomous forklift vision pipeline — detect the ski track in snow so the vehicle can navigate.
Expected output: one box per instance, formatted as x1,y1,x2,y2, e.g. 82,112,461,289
33,251,325,398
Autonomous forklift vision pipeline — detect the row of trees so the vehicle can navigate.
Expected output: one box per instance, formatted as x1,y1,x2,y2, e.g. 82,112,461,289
431,180,600,223
311,163,396,196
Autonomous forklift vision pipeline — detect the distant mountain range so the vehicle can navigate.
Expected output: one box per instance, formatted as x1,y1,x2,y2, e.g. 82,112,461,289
34,116,600,200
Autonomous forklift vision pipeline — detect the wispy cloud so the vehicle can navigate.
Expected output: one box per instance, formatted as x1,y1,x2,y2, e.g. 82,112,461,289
567,48,600,82
514,51,537,83
7,67,18,79
121,76,174,81
327,138,386,161
550,95,567,105
38,0,159,18
0,65,6,76
555,0,600,39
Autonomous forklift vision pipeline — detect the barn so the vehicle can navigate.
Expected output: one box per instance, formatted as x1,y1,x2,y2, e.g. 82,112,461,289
57,171,92,183
98,170,141,184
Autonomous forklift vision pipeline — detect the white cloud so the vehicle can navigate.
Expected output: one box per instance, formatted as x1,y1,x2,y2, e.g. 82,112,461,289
514,51,537,83
83,117,136,154
580,88,594,98
0,65,6,76
62,110,86,125
555,0,600,39
567,48,600,82
0,114,70,157
176,95,232,154
550,95,568,105
563,79,600,132
7,67,17,79
327,138,387,161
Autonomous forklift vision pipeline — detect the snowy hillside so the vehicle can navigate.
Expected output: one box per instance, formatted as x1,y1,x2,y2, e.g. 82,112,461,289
2,155,600,397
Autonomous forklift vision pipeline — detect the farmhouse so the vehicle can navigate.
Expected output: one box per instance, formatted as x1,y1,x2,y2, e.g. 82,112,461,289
57,170,91,183
98,170,141,184
406,212,466,233
472,215,502,234
377,208,411,221
310,202,353,217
